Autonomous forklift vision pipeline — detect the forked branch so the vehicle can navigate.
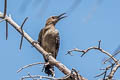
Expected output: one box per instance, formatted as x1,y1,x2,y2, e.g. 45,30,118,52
67,41,120,80
0,5,86,80
67,41,118,65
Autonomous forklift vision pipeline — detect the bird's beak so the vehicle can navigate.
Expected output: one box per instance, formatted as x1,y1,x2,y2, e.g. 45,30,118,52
57,13,67,21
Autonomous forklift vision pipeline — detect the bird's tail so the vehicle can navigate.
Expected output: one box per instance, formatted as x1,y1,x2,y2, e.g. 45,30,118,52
44,64,54,76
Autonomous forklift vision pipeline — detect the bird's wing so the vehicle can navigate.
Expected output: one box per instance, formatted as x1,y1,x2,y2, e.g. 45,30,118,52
55,30,60,58
38,28,44,46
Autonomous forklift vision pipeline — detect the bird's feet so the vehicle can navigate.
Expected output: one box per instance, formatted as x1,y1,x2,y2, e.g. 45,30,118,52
45,53,52,61
49,68,55,77
42,62,49,72
31,40,39,47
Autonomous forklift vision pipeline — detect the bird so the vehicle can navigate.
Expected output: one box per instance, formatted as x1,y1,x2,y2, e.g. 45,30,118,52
38,13,66,76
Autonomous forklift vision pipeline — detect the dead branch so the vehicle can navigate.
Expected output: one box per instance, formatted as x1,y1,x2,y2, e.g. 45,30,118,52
103,50,120,64
21,71,83,80
3,0,7,18
21,73,71,80
5,21,8,40
19,64,82,80
3,0,8,40
19,17,28,50
95,63,115,79
21,74,56,80
0,11,86,80
17,62,45,73
107,63,120,79
67,41,120,80
0,1,86,79
27,72,35,80
67,45,118,65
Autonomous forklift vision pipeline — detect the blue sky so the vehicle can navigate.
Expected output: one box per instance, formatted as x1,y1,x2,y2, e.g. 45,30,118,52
0,0,120,80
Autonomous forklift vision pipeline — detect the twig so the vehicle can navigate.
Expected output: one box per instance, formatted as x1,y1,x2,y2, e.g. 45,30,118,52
67,41,118,65
19,17,28,50
103,70,107,80
21,75,57,80
17,62,45,73
67,48,85,56
96,60,119,80
95,71,106,78
95,64,114,78
0,12,71,76
98,40,101,49
103,50,120,64
19,34,24,49
3,0,7,18
27,72,35,80
67,41,120,80
6,21,8,40
21,73,83,80
0,12,87,80
110,63,115,73
107,63,120,79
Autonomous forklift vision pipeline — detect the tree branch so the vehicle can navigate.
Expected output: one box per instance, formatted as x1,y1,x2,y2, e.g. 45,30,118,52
67,42,120,80
0,12,86,80
5,21,8,40
19,17,28,50
21,71,84,80
67,46,118,65
17,62,45,73
3,0,7,18
107,63,120,79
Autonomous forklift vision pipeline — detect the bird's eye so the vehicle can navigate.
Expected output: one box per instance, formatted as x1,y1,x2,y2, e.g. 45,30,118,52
52,17,55,19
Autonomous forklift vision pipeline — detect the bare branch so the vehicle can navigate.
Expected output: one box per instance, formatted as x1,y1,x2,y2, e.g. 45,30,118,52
3,0,7,18
98,40,101,49
21,17,28,29
0,12,70,76
95,71,106,78
103,50,120,64
27,72,35,80
21,74,57,80
67,41,120,80
6,21,8,40
0,12,86,80
67,46,118,65
107,63,120,79
19,35,24,49
21,72,84,80
19,17,28,50
95,64,115,79
17,62,45,73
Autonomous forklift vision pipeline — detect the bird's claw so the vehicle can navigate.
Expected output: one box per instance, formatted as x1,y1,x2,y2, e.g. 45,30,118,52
42,62,49,72
31,41,39,47
45,53,52,61
50,68,55,77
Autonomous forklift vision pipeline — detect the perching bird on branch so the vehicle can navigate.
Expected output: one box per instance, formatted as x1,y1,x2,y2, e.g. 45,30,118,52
38,13,66,76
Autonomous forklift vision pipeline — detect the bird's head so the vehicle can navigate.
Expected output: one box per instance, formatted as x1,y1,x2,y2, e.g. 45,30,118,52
46,13,67,26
